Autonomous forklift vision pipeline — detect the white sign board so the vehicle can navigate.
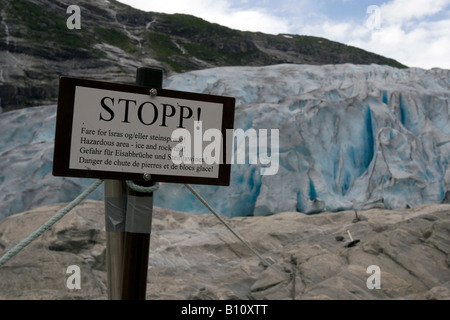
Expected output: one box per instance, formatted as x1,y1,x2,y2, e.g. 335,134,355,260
53,77,235,185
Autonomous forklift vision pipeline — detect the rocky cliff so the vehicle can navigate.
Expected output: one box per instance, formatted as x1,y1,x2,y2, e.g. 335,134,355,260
0,0,406,111
0,201,449,300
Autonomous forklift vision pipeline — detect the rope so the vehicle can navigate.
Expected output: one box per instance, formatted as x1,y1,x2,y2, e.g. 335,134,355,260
1,177,287,281
184,184,289,279
0,179,104,267
126,180,159,193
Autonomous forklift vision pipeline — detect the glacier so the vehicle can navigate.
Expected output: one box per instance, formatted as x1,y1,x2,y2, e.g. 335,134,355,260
0,63,449,219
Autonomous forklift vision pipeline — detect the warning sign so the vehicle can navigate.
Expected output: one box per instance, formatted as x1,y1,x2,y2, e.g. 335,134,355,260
53,77,235,186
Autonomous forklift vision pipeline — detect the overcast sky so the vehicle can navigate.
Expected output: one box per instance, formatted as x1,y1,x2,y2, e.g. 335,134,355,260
116,0,450,70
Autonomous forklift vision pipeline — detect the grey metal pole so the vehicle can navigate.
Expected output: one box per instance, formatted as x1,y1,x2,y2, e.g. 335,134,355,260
104,180,126,300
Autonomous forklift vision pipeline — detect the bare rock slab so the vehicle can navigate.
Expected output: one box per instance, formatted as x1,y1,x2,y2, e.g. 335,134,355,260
0,201,449,300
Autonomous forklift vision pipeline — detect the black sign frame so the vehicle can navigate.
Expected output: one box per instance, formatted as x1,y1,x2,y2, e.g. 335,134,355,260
53,77,235,186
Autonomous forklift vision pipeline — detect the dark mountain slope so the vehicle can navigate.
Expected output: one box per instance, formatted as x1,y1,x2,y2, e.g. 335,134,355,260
0,0,407,111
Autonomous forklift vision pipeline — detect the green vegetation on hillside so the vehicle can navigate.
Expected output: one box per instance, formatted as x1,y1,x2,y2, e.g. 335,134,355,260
94,26,137,53
6,0,90,49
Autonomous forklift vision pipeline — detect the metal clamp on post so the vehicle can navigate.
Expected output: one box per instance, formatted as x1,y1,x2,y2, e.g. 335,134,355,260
125,173,160,194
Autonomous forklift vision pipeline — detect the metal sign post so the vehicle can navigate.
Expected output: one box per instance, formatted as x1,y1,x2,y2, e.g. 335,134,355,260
104,179,126,299
120,67,162,300
52,66,235,300
121,185,154,299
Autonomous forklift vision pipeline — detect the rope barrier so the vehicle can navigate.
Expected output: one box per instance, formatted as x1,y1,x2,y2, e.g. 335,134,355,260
0,179,104,267
1,178,288,281
126,180,159,193
184,184,289,279
121,181,287,277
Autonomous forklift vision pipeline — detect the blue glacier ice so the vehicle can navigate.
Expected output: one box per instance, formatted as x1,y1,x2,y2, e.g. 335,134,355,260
0,64,449,219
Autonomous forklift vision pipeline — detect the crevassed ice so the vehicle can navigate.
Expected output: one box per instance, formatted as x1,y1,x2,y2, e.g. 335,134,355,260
0,64,449,218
